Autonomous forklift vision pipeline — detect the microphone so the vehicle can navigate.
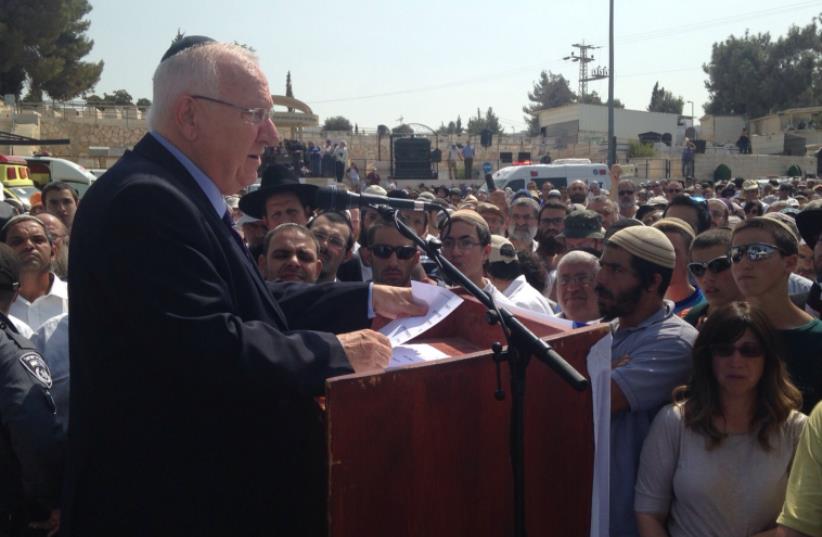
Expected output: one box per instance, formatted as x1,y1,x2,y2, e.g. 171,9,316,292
314,187,443,212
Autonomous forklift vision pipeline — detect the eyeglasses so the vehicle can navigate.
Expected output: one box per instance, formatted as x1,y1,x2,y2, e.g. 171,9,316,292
711,341,763,358
729,243,784,264
442,237,481,251
618,190,635,196
312,230,347,250
190,95,271,124
370,244,418,260
557,273,595,287
688,255,732,278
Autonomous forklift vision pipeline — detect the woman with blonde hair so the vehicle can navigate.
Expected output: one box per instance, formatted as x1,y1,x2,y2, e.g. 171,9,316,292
635,301,806,537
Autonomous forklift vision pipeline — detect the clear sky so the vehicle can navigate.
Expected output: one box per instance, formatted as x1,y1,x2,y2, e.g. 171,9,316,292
84,0,821,132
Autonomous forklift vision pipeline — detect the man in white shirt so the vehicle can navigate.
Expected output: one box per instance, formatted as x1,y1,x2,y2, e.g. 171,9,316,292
486,235,554,316
0,215,67,330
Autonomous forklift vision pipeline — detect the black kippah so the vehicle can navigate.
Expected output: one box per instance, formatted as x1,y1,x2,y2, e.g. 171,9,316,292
160,35,216,62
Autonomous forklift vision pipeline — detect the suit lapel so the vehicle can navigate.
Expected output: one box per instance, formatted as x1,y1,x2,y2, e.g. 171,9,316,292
131,135,289,329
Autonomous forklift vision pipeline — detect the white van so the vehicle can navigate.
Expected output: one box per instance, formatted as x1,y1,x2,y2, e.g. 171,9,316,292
490,159,609,192
25,156,96,198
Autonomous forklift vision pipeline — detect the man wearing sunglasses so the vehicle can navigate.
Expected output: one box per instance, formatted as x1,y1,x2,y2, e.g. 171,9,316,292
615,179,639,220
363,219,420,288
683,228,743,327
731,217,822,413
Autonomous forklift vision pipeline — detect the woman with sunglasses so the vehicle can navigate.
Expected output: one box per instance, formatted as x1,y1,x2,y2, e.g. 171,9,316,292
730,217,822,413
635,301,806,537
684,229,743,328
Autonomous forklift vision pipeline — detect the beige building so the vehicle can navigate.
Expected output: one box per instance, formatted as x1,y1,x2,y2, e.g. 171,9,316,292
699,114,747,145
537,103,681,147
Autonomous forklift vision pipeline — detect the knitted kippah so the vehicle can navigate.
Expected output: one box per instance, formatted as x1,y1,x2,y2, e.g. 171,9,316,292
607,226,676,269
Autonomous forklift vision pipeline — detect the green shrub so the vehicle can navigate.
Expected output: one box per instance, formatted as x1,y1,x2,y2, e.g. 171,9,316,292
713,164,732,182
628,141,655,158
786,164,802,177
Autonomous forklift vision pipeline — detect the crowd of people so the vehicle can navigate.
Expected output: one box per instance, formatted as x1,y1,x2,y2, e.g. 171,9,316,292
0,36,820,537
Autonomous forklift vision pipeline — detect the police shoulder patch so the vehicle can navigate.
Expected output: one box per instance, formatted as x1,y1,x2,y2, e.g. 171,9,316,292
19,352,52,389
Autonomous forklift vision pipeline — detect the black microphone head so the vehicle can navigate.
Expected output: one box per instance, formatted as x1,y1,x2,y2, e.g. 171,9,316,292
314,186,352,212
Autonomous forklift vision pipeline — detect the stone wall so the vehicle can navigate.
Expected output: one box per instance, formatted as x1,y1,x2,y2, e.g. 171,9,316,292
38,117,147,167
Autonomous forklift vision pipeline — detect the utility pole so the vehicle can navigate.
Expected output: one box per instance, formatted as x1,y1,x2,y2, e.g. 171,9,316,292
563,42,608,101
607,0,615,167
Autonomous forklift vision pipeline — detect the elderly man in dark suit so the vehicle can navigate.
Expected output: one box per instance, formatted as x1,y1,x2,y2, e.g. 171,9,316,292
64,37,424,537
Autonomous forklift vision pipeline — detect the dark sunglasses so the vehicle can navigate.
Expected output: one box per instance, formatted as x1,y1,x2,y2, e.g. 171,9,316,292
370,244,417,260
688,255,732,278
711,342,763,358
729,243,783,264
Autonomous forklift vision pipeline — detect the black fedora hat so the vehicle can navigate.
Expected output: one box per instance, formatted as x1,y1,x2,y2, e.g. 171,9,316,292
239,164,317,219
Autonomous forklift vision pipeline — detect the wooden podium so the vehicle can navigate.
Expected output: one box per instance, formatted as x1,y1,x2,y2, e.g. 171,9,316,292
325,296,608,537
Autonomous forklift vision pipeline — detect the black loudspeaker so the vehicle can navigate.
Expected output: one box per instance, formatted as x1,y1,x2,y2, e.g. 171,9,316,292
394,138,431,161
394,138,432,178
694,140,706,154
430,148,442,163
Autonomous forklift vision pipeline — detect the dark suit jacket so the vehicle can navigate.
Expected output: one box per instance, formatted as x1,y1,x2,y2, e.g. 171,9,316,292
64,134,370,536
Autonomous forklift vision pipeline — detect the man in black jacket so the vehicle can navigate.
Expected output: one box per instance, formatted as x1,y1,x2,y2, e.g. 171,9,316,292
64,37,423,537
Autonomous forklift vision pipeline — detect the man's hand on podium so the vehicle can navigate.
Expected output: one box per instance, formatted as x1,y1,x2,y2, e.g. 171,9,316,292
371,284,428,320
337,329,392,373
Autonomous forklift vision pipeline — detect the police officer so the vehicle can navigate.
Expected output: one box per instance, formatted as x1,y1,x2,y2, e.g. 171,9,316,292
0,243,63,536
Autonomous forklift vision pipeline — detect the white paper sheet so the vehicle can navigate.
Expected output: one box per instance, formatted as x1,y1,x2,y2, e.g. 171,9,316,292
388,343,450,368
379,281,463,346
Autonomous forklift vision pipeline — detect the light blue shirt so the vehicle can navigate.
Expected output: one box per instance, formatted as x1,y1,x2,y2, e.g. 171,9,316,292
609,301,698,537
150,131,227,218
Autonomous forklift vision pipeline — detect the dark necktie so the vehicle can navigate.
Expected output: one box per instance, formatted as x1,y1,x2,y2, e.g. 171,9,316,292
222,210,258,268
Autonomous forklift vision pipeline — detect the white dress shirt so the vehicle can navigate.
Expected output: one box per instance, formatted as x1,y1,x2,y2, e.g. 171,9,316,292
10,273,69,331
500,275,556,316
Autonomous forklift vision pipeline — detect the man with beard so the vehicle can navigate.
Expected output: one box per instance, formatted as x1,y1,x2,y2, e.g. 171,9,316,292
594,226,697,537
507,197,540,252
536,201,569,298
615,180,639,219
308,211,354,283
363,218,420,288
587,195,619,229
258,224,322,283
568,180,588,204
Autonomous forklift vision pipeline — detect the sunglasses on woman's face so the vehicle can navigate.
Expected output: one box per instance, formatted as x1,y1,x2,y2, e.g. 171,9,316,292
370,244,417,260
688,255,732,278
729,243,783,264
710,341,763,358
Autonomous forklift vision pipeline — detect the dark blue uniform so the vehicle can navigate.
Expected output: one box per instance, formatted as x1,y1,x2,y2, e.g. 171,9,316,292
0,313,63,536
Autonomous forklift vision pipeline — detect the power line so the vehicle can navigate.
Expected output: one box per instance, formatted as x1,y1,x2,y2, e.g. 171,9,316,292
304,1,819,106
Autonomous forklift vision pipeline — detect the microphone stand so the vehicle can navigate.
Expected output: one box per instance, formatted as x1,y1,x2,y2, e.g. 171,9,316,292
375,205,588,537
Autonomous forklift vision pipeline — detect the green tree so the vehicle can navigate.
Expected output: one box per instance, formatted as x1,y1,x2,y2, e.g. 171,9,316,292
647,82,684,114
522,71,575,135
467,107,503,135
1,0,103,100
703,15,822,117
392,124,414,135
136,97,152,108
323,116,353,132
579,91,625,109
